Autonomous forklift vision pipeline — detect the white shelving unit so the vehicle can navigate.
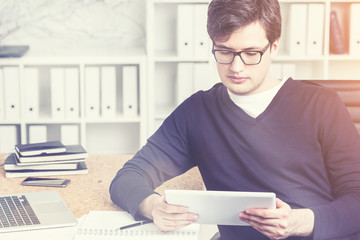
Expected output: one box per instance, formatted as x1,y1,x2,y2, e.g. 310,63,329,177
146,0,360,134
275,0,360,80
146,0,219,135
1,0,359,154
0,54,147,154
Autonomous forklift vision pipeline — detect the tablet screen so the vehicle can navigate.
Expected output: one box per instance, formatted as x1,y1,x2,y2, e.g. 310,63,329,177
165,190,276,226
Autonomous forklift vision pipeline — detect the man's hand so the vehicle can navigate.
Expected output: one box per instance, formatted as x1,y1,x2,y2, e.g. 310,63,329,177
239,198,314,239
138,194,198,232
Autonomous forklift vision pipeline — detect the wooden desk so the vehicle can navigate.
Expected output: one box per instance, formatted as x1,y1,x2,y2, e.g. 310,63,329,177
0,154,205,218
0,154,217,239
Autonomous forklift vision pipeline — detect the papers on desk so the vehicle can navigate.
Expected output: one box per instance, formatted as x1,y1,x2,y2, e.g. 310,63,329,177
74,211,200,240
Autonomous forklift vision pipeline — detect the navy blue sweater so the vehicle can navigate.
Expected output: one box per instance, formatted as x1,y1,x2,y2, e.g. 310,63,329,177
110,78,360,240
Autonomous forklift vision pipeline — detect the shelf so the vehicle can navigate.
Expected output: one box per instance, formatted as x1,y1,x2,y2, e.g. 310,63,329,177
0,121,22,125
280,0,325,2
275,56,326,61
84,117,141,123
0,55,146,65
15,118,141,124
155,57,210,63
24,119,81,124
0,56,146,154
330,0,360,2
328,55,360,60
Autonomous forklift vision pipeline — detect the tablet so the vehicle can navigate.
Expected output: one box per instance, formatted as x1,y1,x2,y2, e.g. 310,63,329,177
164,190,276,226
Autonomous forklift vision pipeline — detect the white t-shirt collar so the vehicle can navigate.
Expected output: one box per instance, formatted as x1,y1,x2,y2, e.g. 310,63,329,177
227,77,288,118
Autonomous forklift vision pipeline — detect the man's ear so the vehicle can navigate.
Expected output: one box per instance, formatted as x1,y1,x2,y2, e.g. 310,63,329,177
270,38,280,59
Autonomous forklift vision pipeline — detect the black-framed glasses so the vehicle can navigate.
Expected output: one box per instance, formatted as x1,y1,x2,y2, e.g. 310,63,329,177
212,43,271,65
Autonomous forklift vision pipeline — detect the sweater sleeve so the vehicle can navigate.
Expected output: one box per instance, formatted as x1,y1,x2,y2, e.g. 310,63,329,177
109,100,196,220
309,92,360,239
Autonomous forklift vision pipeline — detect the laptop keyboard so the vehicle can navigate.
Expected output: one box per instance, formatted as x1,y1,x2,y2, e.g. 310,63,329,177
0,195,40,228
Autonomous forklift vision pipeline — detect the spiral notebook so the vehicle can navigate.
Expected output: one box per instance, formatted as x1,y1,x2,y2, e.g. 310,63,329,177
73,211,200,240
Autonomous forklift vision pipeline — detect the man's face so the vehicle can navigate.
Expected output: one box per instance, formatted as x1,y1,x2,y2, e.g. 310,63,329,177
213,21,279,96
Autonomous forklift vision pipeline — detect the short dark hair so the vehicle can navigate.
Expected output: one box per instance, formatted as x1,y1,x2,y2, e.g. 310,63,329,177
207,0,282,44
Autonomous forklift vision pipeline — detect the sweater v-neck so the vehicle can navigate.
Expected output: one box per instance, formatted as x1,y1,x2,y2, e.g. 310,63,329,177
222,77,294,122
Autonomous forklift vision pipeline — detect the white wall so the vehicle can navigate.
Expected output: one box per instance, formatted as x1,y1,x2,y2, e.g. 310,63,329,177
0,0,146,56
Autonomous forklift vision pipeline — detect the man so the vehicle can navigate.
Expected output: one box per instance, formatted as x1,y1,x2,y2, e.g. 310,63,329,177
110,0,360,239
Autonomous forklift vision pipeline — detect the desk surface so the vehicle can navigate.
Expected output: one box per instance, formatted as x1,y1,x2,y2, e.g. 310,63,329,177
0,154,204,218
0,154,217,239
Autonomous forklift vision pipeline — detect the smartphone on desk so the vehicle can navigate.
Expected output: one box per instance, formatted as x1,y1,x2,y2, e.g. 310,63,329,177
21,177,70,187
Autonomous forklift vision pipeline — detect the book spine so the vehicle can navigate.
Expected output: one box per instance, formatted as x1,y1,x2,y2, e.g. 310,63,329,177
329,11,346,54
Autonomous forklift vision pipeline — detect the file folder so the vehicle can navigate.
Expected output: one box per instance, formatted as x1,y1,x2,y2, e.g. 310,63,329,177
122,66,138,117
350,4,360,55
176,63,194,105
177,4,194,57
193,63,212,93
329,10,346,54
0,68,4,120
194,4,209,59
61,125,80,145
3,67,20,120
85,67,101,118
50,68,65,119
270,63,283,80
64,68,80,119
23,68,39,119
0,125,18,153
101,66,117,118
287,4,307,56
282,63,297,79
29,125,47,144
306,4,324,56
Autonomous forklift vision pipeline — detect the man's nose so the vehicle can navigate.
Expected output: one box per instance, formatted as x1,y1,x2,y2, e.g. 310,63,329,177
229,54,245,72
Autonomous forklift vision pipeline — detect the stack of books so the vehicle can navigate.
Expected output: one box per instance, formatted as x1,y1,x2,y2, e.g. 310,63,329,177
4,141,88,178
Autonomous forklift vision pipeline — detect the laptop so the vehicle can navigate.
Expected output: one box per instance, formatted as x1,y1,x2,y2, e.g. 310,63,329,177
165,189,276,226
0,191,77,233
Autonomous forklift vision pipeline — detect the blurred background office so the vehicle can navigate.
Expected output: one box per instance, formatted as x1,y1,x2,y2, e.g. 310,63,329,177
0,0,359,155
